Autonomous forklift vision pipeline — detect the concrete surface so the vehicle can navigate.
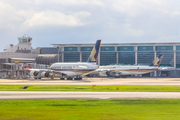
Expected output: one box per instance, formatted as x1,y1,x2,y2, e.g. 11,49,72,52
0,78,180,86
1,91,180,99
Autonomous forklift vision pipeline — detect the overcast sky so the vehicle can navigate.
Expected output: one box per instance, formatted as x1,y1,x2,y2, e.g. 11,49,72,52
0,0,180,51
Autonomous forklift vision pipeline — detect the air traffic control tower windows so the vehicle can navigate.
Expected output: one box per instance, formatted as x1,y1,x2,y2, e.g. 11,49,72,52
18,37,32,43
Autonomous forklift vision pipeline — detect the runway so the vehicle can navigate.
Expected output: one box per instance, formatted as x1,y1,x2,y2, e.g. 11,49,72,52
1,78,180,86
1,91,180,99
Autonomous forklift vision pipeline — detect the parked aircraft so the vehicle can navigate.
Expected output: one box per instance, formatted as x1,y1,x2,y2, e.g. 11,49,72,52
30,40,101,80
91,54,164,78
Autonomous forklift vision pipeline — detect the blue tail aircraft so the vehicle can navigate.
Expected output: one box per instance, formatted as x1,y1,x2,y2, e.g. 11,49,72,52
30,40,102,80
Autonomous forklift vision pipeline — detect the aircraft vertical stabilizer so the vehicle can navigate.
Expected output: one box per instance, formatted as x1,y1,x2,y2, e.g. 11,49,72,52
87,40,101,63
149,54,164,67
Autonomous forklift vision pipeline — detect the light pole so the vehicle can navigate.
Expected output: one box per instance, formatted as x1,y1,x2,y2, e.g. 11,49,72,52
57,46,60,62
10,44,13,79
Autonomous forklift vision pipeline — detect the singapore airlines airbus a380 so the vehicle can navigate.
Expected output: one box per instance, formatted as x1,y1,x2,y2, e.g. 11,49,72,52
93,54,164,78
30,40,101,80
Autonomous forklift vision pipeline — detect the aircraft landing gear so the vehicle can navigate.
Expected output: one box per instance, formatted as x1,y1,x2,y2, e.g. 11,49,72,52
67,77,73,80
115,75,127,78
74,78,82,80
60,78,65,80
115,76,121,78
74,76,82,80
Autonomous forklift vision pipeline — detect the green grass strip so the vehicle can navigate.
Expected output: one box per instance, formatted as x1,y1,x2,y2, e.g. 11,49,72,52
0,99,180,120
1,85,180,91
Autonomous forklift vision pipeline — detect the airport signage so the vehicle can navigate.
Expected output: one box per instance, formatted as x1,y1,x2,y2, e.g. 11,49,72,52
14,61,19,64
24,66,32,70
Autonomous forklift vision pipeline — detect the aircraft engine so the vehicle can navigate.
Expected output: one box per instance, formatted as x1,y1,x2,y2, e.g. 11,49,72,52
41,72,50,77
106,71,111,76
30,71,39,76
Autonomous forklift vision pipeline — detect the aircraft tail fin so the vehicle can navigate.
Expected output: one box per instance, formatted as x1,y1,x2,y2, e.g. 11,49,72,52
87,40,101,63
149,54,164,67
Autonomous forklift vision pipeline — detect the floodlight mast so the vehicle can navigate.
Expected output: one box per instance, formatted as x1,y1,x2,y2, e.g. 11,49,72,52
10,44,13,79
57,46,60,63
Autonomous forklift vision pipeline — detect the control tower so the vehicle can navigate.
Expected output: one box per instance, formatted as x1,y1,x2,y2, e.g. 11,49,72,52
4,36,33,53
18,36,32,44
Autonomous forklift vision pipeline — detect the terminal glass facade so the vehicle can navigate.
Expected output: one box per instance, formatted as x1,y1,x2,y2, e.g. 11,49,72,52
119,52,135,65
81,47,93,62
156,51,174,67
82,52,91,62
40,48,58,54
137,46,154,65
64,52,80,62
101,46,115,51
100,52,116,65
81,47,93,51
138,46,153,51
118,46,135,65
137,52,154,65
176,46,180,51
176,52,180,68
118,46,134,51
38,44,180,69
156,46,173,51
64,47,78,51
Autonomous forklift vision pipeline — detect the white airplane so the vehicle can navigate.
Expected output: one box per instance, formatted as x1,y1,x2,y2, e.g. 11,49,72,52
91,54,164,78
30,40,101,80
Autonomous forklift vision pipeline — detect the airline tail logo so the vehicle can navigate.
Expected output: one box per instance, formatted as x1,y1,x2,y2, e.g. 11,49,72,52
153,58,159,66
87,40,101,63
150,54,164,67
90,47,96,61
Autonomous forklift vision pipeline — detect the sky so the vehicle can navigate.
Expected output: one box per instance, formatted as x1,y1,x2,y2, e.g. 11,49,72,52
0,0,180,51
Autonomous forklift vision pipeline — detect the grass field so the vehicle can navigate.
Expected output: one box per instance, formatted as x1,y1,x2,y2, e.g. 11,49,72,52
0,99,180,120
1,85,180,91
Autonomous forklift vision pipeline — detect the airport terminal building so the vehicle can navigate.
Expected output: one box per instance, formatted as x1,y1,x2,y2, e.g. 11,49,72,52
1,36,180,78
38,42,179,67
36,41,180,77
